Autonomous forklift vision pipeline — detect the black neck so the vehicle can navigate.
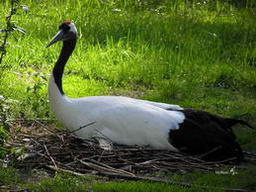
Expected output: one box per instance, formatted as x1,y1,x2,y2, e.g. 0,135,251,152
53,39,76,95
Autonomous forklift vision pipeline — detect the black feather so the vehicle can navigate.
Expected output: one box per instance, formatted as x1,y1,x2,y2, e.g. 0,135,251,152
168,108,245,164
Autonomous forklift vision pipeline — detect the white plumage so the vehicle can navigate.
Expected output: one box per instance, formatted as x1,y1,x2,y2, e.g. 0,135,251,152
49,76,184,150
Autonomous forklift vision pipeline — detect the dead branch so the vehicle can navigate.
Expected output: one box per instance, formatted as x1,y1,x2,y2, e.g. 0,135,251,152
6,121,256,192
46,165,88,177
44,144,58,169
69,122,96,134
79,159,135,177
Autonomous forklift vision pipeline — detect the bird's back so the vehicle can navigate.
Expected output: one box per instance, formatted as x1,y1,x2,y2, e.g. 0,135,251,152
61,96,185,150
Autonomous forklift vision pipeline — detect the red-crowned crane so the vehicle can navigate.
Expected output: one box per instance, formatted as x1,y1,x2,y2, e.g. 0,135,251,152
46,21,252,163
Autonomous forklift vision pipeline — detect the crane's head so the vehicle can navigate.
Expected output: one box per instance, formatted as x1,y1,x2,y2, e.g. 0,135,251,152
46,21,77,48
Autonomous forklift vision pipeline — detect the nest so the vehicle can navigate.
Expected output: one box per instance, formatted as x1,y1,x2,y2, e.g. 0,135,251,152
6,120,256,180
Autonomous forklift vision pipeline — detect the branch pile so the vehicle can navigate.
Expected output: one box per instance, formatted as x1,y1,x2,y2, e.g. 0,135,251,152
7,121,256,179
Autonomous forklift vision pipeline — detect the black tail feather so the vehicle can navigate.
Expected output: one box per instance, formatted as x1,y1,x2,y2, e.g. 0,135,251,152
168,109,249,164
225,119,255,130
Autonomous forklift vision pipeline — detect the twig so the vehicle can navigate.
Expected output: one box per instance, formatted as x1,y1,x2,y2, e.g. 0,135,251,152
83,157,134,174
79,159,135,177
46,165,87,177
9,123,256,188
44,144,58,169
137,159,158,165
198,146,222,158
94,128,114,144
33,119,57,135
69,121,96,133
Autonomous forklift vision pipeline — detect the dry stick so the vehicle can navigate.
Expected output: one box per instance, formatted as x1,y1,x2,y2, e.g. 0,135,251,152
0,186,12,191
84,158,134,173
24,136,221,174
138,159,159,165
97,148,107,162
94,129,114,145
16,146,256,191
44,144,58,169
201,157,238,166
46,165,87,177
33,119,57,136
243,151,256,161
69,122,96,134
198,146,222,158
13,127,254,184
244,151,256,156
79,159,136,177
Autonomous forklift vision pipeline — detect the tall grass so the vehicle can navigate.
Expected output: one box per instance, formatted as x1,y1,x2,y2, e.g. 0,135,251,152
0,0,256,190
0,0,255,127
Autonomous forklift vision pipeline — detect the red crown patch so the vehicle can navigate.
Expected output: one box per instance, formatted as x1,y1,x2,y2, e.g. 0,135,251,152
64,21,73,24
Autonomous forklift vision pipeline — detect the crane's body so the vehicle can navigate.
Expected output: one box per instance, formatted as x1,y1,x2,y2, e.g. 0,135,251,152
49,76,183,150
46,21,251,163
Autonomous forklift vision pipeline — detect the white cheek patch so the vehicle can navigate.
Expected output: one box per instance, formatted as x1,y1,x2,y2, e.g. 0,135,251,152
69,23,77,34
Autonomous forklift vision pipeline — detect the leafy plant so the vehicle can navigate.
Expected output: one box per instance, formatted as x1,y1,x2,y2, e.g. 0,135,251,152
0,0,25,159
0,0,25,66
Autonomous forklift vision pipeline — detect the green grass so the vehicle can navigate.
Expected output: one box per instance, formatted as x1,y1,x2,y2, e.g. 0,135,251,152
21,173,88,192
0,167,20,186
1,168,255,192
1,0,255,119
91,166,256,192
92,181,199,192
1,0,256,191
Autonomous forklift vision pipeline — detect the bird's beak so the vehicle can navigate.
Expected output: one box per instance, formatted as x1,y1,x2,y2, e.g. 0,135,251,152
46,29,64,48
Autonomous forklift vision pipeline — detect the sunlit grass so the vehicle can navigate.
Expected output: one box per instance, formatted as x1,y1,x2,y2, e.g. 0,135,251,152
21,173,88,192
0,0,256,190
0,0,255,144
0,0,255,145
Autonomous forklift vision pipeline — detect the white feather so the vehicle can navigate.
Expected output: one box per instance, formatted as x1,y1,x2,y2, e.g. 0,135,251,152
69,23,77,35
49,76,185,151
